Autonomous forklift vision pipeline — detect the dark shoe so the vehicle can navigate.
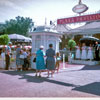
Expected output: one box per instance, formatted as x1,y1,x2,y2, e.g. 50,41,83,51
47,76,50,78
35,74,37,77
39,75,41,78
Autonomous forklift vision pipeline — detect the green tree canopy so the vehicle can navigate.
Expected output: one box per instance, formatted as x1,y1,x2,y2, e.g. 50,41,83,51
4,16,34,36
0,34,10,45
68,39,76,50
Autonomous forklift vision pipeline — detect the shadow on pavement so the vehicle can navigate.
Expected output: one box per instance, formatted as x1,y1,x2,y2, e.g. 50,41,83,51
72,82,100,96
45,78,77,87
80,65,100,70
19,74,44,83
19,74,78,87
1,70,35,76
1,70,78,87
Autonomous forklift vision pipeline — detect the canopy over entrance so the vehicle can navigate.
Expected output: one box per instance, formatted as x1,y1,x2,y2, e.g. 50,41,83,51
79,36,100,46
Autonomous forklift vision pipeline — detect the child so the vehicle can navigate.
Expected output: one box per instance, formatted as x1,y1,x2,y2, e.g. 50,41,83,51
55,52,61,73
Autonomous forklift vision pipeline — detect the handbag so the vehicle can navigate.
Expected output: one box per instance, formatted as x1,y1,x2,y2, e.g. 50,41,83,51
20,54,24,59
33,57,36,62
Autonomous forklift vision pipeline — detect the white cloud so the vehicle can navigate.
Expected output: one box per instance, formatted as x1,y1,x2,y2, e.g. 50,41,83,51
0,0,29,13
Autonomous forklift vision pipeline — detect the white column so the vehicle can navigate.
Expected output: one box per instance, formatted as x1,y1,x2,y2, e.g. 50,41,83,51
31,35,36,69
43,33,46,52
63,54,66,69
32,35,36,53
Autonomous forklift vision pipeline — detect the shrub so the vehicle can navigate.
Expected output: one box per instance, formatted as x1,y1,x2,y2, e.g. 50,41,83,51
0,34,10,45
68,39,76,51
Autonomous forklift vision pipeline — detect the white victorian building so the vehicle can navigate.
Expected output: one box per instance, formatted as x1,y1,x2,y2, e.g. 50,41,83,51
30,25,61,69
30,25,61,53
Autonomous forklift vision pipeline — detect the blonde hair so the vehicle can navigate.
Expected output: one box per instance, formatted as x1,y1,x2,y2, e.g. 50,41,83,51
56,52,60,57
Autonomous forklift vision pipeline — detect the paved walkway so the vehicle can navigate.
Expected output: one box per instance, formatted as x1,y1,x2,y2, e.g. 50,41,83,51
0,63,100,97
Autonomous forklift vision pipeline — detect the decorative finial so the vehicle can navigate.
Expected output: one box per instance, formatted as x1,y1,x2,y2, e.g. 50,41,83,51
45,17,47,26
79,0,82,4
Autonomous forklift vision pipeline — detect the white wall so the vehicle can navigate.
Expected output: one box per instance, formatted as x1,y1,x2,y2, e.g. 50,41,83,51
31,32,61,69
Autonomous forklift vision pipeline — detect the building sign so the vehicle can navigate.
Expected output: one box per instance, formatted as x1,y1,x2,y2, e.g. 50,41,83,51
57,13,100,24
72,4,88,14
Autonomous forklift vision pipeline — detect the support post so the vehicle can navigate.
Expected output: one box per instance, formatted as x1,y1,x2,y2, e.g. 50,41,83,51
63,54,66,69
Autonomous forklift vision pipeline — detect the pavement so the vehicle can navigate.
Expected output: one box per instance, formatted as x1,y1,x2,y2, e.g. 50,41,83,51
0,63,100,97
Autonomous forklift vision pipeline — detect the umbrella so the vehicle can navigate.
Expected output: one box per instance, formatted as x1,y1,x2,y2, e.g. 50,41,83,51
24,37,32,42
8,34,32,42
80,36,100,41
8,34,26,41
79,36,100,46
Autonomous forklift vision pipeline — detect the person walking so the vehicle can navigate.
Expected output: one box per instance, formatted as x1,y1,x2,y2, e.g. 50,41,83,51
46,44,55,78
35,45,46,77
5,42,12,70
94,41,99,61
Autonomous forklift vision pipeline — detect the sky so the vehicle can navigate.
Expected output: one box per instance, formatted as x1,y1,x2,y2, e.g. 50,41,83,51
0,0,100,28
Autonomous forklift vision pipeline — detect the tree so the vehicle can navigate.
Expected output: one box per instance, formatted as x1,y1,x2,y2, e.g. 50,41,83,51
68,39,76,51
0,23,5,35
60,34,72,49
74,35,83,44
4,16,34,36
93,33,100,39
0,34,10,45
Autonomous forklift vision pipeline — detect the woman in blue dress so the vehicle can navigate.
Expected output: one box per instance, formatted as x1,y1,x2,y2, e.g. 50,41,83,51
35,45,45,77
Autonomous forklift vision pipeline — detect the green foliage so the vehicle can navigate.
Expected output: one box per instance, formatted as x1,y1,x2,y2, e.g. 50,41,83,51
3,16,34,36
60,34,72,49
0,34,10,45
74,35,83,45
11,57,15,62
68,39,76,50
93,33,100,39
65,55,68,62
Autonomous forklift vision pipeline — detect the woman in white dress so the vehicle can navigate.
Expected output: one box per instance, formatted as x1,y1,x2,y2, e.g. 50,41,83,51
81,43,87,60
75,44,81,60
1,48,5,68
87,44,93,60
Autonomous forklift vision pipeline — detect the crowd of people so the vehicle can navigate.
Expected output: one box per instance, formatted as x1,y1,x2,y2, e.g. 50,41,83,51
16,44,31,71
0,42,31,71
1,41,99,78
0,43,61,78
75,41,100,61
